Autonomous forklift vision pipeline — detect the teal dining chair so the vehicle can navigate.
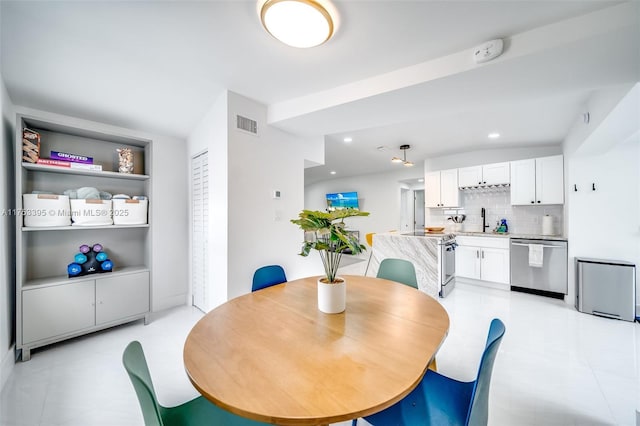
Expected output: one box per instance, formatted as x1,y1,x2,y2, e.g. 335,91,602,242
353,318,506,426
376,258,418,289
123,341,271,426
252,265,287,292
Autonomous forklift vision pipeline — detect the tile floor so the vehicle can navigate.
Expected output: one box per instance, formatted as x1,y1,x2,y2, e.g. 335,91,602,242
1,258,639,425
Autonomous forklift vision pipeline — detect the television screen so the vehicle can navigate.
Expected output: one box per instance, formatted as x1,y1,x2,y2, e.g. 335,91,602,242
326,192,359,211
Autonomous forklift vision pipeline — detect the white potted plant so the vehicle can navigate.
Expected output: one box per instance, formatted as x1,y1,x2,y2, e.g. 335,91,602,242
291,209,369,313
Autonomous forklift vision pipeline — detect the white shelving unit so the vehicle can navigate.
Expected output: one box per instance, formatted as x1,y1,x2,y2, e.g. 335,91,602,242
15,112,152,361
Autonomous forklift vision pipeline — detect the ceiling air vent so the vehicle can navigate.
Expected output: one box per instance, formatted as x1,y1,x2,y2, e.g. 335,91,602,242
236,115,258,135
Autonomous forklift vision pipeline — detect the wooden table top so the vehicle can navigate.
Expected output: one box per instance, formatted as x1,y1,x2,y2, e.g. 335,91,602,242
183,275,450,425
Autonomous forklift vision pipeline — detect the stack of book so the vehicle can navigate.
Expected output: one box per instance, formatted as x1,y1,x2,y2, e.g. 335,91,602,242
37,150,102,171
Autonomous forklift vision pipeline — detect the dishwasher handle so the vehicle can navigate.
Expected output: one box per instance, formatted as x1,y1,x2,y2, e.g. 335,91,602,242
511,242,564,249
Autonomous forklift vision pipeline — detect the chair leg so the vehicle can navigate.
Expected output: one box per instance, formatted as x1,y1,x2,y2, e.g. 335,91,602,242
351,419,358,426
364,251,373,276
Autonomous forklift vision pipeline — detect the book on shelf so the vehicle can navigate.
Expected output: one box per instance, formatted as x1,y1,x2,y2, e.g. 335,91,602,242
50,150,93,164
36,158,103,171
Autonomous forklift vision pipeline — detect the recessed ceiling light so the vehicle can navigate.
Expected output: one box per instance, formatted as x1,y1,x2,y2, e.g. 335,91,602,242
488,132,500,139
260,0,335,48
343,137,353,143
330,171,336,175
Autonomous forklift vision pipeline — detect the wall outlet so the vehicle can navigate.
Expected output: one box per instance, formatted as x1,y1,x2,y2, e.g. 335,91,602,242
273,190,281,199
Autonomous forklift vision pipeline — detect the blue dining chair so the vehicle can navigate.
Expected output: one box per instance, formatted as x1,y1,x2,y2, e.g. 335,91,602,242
123,341,271,426
353,318,506,426
376,258,418,289
252,265,287,292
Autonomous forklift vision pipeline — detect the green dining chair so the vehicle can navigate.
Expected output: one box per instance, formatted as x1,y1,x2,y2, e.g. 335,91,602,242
376,258,418,289
122,341,271,426
353,318,506,426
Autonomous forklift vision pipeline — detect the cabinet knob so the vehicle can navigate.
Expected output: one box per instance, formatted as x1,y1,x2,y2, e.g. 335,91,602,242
531,201,534,204
483,181,486,184
478,181,482,185
537,200,541,203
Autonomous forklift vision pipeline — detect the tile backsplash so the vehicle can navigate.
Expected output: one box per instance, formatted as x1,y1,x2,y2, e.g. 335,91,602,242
425,188,564,235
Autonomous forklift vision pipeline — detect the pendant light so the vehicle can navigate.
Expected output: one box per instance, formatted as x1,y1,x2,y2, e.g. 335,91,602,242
392,145,414,167
260,0,335,48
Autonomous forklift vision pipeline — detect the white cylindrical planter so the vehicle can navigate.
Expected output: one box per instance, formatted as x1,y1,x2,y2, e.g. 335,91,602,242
317,278,346,314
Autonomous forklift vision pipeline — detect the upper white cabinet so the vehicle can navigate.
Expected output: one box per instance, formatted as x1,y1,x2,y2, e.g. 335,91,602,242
425,169,459,208
458,162,510,188
510,155,564,205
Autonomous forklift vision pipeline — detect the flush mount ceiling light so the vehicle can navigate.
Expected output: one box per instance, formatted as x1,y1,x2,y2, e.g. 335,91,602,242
260,0,334,48
488,132,500,139
392,144,414,167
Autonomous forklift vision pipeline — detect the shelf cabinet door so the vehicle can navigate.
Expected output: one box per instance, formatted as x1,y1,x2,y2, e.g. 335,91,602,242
22,280,95,344
455,246,481,279
458,166,482,188
425,171,442,208
96,272,150,325
510,159,536,205
536,155,564,204
440,169,459,207
482,162,510,185
480,248,510,284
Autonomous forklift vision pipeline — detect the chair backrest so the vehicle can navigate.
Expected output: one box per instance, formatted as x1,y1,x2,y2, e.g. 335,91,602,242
465,318,506,426
252,265,287,292
122,341,164,426
365,232,375,247
376,258,418,289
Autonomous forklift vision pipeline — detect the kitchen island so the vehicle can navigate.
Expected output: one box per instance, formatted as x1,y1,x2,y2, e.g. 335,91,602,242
368,232,443,298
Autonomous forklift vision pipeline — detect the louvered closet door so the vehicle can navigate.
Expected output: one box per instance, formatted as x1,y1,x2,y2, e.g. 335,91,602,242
191,151,208,312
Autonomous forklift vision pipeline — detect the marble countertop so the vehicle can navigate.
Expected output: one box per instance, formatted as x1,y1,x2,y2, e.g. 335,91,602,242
395,230,567,241
454,232,567,241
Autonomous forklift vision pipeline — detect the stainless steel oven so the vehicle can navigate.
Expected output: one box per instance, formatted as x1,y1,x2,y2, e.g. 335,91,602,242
439,235,457,297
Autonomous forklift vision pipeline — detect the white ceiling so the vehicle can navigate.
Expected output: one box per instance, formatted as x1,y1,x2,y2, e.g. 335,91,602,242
2,1,638,185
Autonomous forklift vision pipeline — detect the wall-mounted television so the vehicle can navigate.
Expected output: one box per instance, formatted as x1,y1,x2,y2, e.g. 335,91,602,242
326,191,359,211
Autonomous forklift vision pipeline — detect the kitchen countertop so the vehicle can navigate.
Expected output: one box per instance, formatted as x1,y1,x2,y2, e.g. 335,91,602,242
454,231,567,241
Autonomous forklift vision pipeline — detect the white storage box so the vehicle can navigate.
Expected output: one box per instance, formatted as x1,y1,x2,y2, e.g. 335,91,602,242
22,194,71,227
112,199,148,225
70,199,113,226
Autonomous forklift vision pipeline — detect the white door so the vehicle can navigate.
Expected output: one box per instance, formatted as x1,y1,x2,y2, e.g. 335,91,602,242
440,169,460,207
191,151,209,312
414,190,425,229
455,246,481,279
458,166,482,188
424,171,441,208
400,188,412,232
510,159,536,205
480,248,510,284
536,155,564,204
482,162,510,185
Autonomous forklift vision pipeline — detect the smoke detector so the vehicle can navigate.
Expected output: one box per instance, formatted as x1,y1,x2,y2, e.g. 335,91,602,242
473,39,503,64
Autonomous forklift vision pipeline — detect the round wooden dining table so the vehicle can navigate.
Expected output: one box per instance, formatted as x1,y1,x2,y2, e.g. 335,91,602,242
183,275,450,426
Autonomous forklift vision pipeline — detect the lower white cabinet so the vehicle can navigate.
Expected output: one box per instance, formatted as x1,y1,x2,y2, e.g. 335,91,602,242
21,269,149,360
455,237,510,284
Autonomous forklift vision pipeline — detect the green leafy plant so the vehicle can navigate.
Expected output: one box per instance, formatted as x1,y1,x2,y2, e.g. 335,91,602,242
291,209,370,283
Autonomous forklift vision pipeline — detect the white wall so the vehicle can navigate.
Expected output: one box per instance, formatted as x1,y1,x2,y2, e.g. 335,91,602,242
1,74,16,391
305,167,424,248
564,83,640,308
188,91,325,311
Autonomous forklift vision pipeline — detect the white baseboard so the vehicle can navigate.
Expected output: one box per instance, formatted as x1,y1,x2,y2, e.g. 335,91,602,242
1,344,15,392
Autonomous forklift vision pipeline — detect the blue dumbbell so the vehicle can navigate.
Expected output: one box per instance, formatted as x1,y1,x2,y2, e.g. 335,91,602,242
68,263,82,276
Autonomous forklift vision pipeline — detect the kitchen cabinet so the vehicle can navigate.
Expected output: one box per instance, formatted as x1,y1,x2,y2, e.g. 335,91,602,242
455,236,510,284
15,111,152,361
425,169,459,208
458,162,510,188
510,155,564,205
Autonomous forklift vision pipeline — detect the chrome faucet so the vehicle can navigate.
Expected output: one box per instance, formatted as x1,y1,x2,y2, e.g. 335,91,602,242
481,207,489,233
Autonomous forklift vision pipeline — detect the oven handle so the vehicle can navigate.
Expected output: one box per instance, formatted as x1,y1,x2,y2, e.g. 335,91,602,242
511,242,563,249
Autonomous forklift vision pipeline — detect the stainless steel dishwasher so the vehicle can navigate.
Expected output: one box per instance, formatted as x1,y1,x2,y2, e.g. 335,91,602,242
510,238,568,297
